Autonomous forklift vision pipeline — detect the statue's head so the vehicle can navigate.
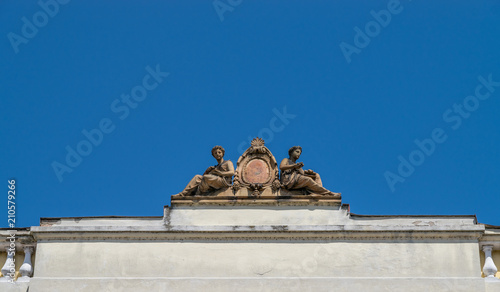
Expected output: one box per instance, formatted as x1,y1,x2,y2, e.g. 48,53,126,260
288,146,302,159
211,145,225,159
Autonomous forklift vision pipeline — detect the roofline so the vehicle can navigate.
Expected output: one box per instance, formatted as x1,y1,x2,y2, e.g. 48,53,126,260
40,215,163,223
350,213,477,217
350,213,477,222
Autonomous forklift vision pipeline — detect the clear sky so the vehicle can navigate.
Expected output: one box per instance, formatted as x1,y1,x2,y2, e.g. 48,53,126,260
1,1,499,228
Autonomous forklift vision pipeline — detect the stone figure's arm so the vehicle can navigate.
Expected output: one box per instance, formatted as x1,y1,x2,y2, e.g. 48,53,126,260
280,158,293,171
212,161,235,177
203,166,215,175
304,169,317,178
280,159,303,171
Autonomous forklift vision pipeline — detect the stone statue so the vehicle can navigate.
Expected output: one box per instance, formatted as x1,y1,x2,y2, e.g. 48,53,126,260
280,146,340,197
176,146,234,196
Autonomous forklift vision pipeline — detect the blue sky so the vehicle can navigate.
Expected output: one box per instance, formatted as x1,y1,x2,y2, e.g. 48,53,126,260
1,0,499,228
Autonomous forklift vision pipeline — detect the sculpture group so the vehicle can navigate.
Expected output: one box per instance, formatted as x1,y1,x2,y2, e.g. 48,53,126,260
174,138,341,199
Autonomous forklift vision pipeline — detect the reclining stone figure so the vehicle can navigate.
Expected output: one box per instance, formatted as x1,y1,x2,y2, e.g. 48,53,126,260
280,146,340,198
176,146,234,196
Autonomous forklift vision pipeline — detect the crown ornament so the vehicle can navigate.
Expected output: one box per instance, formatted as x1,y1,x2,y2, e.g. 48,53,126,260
251,137,265,147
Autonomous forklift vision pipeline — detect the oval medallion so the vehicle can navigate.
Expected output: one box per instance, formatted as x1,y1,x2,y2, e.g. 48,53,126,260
243,159,270,184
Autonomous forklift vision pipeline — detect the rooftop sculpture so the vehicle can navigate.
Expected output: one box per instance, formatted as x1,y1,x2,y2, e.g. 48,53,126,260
280,146,340,198
176,146,234,196
171,138,341,205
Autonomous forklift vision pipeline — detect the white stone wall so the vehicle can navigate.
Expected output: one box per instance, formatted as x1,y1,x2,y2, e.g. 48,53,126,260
2,205,498,291
33,241,480,278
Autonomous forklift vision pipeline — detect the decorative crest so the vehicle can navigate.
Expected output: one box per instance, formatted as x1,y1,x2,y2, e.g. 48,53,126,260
233,138,280,196
251,137,265,147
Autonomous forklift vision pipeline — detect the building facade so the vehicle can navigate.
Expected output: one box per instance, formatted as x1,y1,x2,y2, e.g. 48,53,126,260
2,140,499,291
0,203,499,292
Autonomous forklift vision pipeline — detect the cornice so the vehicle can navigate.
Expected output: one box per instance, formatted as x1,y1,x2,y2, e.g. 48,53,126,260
29,224,485,242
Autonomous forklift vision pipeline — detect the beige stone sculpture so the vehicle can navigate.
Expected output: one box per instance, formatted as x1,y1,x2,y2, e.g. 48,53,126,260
232,137,281,196
171,140,342,205
280,146,340,198
175,146,234,196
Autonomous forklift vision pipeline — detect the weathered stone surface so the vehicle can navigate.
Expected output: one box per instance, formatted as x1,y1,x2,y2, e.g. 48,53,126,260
170,188,341,206
280,146,340,197
172,139,343,204
232,138,281,196
243,158,270,184
27,277,488,292
0,282,29,292
2,204,496,291
23,207,488,292
174,146,234,197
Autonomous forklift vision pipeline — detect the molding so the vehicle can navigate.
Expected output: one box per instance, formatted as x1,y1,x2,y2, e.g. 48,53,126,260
479,228,500,249
171,195,342,206
30,225,485,242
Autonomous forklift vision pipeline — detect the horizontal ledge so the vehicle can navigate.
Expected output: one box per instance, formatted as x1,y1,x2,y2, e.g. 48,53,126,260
29,230,485,242
30,276,484,280
350,213,477,219
172,195,341,200
170,194,342,206
30,225,485,232
171,199,341,207
40,215,162,221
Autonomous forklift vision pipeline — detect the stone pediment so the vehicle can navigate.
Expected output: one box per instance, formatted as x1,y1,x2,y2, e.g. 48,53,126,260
171,138,341,206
